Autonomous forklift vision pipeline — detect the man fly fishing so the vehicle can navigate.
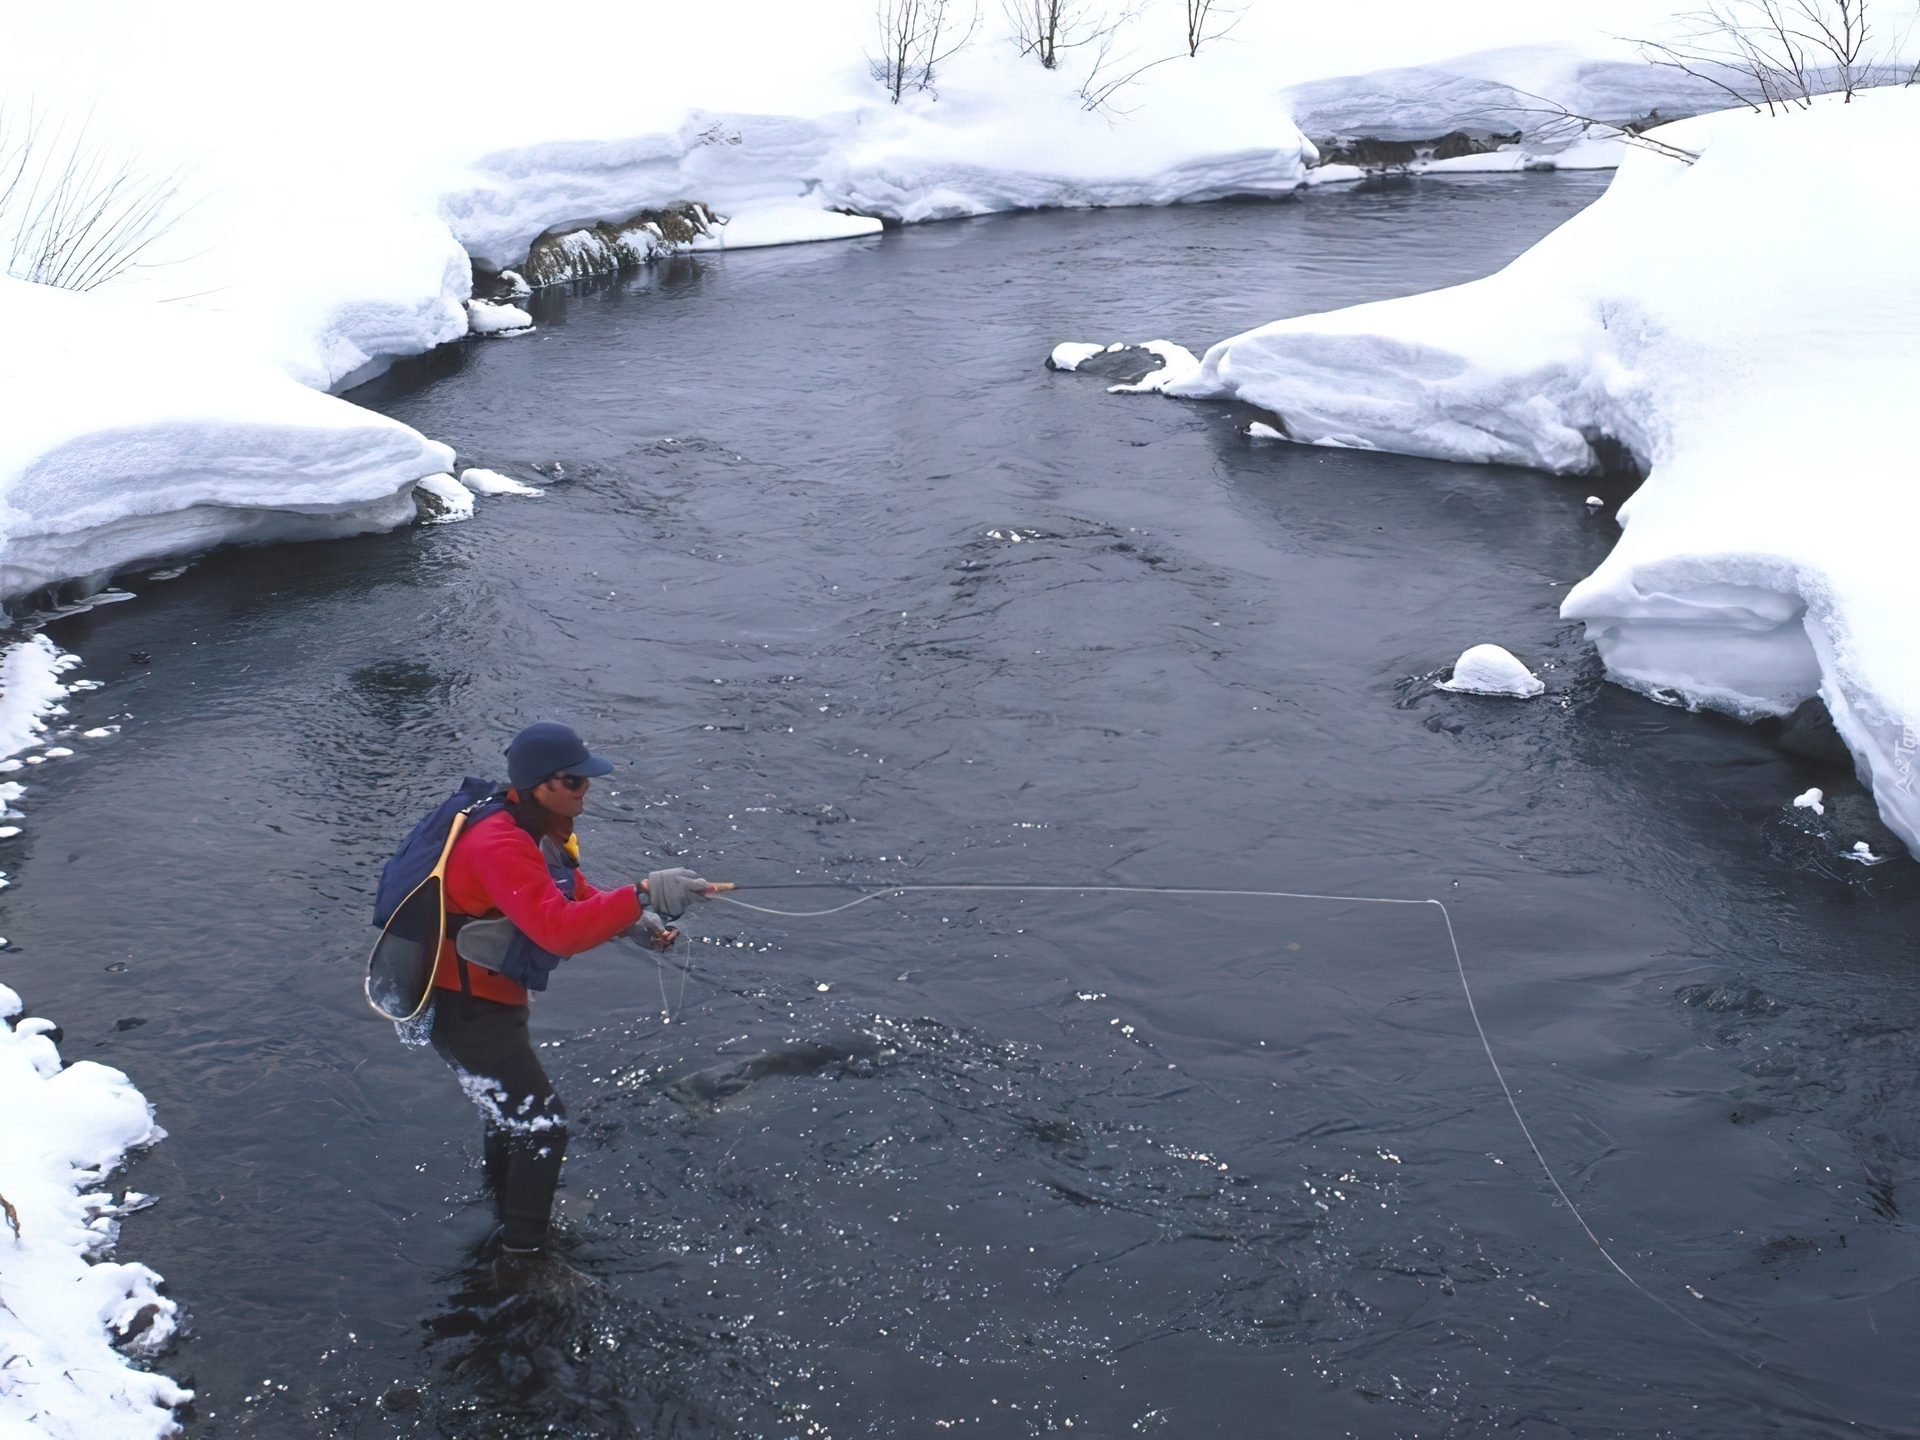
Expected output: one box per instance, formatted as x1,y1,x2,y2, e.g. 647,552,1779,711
378,721,717,1257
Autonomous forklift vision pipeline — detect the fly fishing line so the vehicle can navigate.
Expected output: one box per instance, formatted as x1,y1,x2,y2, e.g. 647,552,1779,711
709,880,1740,1352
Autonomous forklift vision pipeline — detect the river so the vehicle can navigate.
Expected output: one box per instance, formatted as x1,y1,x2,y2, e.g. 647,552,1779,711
9,173,1918,1438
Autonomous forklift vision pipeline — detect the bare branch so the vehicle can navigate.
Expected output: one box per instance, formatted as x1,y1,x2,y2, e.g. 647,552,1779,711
1627,0,1885,114
1498,87,1705,163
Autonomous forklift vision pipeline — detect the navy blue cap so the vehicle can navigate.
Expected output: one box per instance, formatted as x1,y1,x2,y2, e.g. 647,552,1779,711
504,721,615,791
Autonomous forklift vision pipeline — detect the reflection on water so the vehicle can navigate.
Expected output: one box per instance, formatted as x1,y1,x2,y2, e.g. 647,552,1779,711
8,177,1918,1437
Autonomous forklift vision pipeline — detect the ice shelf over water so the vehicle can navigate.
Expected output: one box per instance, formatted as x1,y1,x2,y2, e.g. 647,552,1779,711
0,275,454,599
1170,88,1920,852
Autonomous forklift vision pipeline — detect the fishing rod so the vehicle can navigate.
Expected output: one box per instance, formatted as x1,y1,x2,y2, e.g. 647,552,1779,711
680,877,1748,1360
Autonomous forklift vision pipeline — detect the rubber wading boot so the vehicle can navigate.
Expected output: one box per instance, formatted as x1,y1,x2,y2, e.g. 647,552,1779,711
497,1129,569,1250
482,1124,511,1209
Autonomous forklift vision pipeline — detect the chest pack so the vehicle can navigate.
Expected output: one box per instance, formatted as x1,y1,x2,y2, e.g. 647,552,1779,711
449,834,578,993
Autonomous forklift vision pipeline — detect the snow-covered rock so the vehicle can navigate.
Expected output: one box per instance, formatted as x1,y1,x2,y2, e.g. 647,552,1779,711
460,467,543,497
465,298,533,334
0,983,188,1440
1170,88,1920,852
1048,342,1107,372
1794,787,1825,816
0,276,454,599
413,473,476,525
1106,341,1202,395
1438,644,1545,698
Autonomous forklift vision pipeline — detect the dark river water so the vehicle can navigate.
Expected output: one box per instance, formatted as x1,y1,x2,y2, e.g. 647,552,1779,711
9,174,1920,1439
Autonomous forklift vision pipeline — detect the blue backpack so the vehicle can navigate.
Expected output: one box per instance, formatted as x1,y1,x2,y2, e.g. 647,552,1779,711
372,777,506,926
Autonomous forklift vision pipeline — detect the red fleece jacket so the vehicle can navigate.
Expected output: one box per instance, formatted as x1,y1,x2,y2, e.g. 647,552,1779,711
430,809,642,1005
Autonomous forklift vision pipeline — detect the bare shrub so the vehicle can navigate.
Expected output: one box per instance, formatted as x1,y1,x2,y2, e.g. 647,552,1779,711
873,0,980,101
1005,0,1112,69
1634,0,1883,111
1009,0,1256,112
1183,0,1244,56
1,106,189,292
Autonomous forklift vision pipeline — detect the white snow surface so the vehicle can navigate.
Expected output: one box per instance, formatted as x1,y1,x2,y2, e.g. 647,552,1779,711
0,982,187,1440
0,276,453,599
1171,88,1920,852
1439,644,1545,698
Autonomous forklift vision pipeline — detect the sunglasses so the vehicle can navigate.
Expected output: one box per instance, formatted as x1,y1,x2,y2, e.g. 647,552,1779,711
545,773,591,793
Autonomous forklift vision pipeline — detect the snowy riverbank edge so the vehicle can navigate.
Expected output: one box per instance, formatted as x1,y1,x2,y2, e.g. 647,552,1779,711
1167,87,1920,854
0,636,187,1440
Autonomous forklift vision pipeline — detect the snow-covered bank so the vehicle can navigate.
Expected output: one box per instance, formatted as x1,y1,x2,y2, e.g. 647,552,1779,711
0,276,454,599
0,981,186,1439
448,52,1312,278
1283,43,1732,166
1169,88,1920,852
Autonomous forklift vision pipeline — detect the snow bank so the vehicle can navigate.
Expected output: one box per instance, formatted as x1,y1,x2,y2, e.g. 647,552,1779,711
1284,43,1732,154
0,984,187,1440
446,48,1312,273
1170,88,1920,852
0,276,454,599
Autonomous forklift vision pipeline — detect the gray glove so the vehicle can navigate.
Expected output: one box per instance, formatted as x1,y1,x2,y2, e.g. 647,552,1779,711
632,909,672,942
645,867,710,921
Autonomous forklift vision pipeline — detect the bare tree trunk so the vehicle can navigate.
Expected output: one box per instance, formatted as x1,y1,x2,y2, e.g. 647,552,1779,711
873,0,979,100
1007,0,1076,68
